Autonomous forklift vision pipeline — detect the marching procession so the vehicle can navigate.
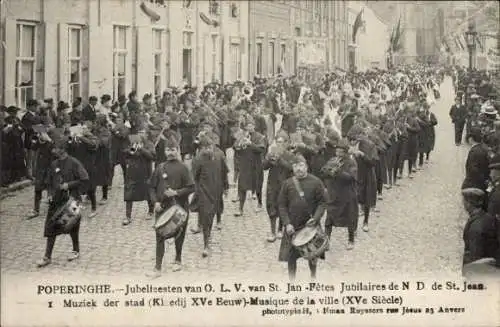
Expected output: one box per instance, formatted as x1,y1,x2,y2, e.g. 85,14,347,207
1,63,499,279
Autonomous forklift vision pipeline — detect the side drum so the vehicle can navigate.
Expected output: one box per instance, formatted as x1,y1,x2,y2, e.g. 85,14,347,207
291,226,329,260
154,205,188,240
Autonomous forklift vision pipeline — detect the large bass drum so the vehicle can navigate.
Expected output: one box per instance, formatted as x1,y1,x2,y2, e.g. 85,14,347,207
291,226,329,260
154,204,188,240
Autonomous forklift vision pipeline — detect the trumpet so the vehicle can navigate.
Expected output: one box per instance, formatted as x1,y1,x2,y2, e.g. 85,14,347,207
234,130,251,150
68,135,81,144
321,156,343,178
242,84,254,101
129,143,142,154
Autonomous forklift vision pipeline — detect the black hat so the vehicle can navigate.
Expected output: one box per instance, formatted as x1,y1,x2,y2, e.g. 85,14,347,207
72,98,82,108
44,98,54,104
27,99,39,107
461,188,486,206
89,96,98,102
101,94,112,103
49,129,68,149
57,101,70,111
489,154,500,170
6,106,20,114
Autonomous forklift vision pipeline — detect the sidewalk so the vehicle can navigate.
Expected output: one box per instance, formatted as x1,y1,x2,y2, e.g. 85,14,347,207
0,179,33,200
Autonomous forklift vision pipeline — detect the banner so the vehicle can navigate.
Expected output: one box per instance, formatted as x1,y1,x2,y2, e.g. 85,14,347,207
296,37,327,67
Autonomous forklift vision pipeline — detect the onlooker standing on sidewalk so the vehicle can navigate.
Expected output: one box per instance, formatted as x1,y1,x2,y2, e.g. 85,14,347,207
21,99,41,179
449,96,467,146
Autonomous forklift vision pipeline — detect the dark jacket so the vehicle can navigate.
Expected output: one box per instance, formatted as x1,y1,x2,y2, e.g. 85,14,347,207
462,143,490,191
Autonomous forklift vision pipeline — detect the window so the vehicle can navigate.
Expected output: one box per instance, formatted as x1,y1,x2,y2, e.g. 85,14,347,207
15,23,36,109
113,26,128,101
211,35,218,81
256,42,263,76
230,43,241,81
268,41,275,75
68,27,82,104
279,43,286,73
209,0,220,16
153,29,163,98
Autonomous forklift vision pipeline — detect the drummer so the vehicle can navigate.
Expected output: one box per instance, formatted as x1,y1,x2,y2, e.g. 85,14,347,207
36,130,89,268
147,135,194,278
278,154,328,280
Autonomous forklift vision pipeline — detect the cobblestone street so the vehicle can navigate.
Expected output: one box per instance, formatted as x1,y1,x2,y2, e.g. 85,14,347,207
0,78,466,279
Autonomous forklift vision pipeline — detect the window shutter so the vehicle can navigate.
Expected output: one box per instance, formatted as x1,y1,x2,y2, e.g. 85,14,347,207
58,23,69,102
4,18,17,105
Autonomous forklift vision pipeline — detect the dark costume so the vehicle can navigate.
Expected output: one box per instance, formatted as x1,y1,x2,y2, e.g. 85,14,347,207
462,143,490,191
449,102,467,145
123,136,155,221
323,155,359,242
278,174,327,262
192,147,229,250
2,115,26,185
149,159,195,270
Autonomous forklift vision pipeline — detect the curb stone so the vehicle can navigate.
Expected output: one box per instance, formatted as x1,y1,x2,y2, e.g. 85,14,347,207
0,180,33,200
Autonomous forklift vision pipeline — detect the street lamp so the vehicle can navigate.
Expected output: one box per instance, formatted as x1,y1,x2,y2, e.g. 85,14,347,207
465,20,477,71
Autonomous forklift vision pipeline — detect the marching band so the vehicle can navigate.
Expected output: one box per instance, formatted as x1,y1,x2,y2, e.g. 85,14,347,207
1,63,499,278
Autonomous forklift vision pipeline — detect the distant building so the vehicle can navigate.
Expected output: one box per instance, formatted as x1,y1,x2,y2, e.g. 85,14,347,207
347,2,389,71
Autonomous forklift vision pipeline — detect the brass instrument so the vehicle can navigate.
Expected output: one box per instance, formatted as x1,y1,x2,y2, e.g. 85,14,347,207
129,143,142,155
321,156,344,178
128,134,143,155
288,131,303,152
242,83,254,101
234,130,252,150
265,142,284,162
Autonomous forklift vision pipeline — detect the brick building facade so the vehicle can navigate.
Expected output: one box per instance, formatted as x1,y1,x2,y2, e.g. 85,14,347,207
0,0,349,108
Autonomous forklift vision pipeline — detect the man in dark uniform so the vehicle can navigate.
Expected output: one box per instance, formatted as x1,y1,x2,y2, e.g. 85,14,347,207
486,155,500,267
462,129,490,191
191,133,229,257
36,131,89,268
147,136,194,278
28,124,55,218
322,139,359,250
278,155,327,280
82,96,98,122
21,99,41,179
461,188,498,266
2,106,26,185
449,97,467,146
